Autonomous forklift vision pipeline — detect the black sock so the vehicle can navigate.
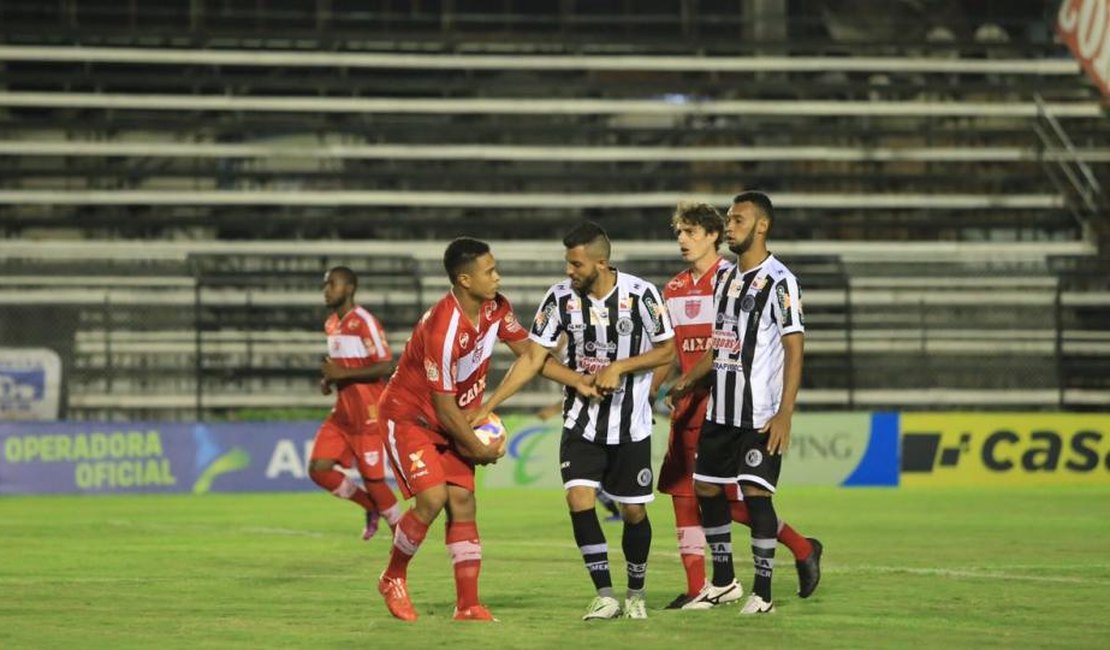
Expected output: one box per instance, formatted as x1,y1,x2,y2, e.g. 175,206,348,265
698,492,734,587
571,508,612,594
621,515,651,593
746,496,778,601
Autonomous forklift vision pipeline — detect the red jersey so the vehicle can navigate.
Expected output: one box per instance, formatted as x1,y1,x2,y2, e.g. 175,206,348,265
325,305,392,430
378,291,529,446
663,257,732,420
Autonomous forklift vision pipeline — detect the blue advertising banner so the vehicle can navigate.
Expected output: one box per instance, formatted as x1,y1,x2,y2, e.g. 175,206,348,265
1,413,901,495
0,421,322,495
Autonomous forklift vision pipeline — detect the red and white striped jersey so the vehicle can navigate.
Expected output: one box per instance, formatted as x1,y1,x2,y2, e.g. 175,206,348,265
325,305,392,430
378,291,529,446
664,256,731,375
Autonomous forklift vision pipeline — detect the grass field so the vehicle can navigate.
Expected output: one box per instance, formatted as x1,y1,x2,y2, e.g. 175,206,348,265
2,487,1109,649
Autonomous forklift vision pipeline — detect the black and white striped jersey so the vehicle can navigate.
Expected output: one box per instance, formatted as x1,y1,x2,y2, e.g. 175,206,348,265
530,270,675,444
706,254,805,429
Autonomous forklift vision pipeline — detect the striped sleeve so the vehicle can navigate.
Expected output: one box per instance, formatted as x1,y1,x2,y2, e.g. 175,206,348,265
638,282,675,343
422,307,460,393
528,286,564,348
355,308,392,362
772,275,805,336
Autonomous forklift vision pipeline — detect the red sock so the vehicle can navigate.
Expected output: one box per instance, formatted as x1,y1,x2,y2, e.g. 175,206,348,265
309,467,375,512
385,510,429,580
363,479,401,525
729,499,751,526
446,521,482,609
777,521,814,561
672,496,706,596
732,499,813,560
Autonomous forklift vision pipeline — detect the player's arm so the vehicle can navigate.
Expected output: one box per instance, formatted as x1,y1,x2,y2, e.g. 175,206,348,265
670,347,713,398
762,332,804,456
651,357,679,408
505,338,594,394
320,357,395,384
469,341,551,425
594,337,676,393
432,392,505,465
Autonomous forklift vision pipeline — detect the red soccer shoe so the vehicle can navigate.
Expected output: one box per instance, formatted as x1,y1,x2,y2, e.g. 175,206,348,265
378,573,417,622
453,605,498,622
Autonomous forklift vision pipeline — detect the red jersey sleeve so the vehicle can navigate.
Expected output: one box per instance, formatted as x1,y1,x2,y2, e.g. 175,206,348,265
352,307,392,363
494,294,530,344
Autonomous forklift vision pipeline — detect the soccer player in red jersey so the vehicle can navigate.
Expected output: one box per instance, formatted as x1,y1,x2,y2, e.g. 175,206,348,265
376,237,592,623
653,203,822,609
310,266,402,541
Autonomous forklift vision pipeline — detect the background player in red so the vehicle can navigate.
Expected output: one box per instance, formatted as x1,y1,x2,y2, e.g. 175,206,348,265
310,266,402,540
376,237,592,623
652,203,822,609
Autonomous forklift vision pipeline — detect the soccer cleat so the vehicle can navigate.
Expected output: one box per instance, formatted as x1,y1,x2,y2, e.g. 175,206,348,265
377,573,417,622
739,593,775,615
623,595,648,619
664,592,696,609
453,605,499,622
681,580,743,610
582,595,622,621
362,509,381,541
796,537,823,598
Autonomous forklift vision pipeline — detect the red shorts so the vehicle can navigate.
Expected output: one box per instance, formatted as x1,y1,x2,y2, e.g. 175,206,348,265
657,395,739,501
311,415,388,481
380,416,475,500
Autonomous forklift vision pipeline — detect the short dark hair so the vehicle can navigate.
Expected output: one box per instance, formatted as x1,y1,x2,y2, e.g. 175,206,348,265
733,191,775,232
562,221,611,259
672,201,725,249
326,266,357,289
443,237,491,283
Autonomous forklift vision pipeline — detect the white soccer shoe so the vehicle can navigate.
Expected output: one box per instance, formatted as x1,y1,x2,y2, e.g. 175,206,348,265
623,595,648,619
739,593,776,615
582,595,622,621
681,580,744,610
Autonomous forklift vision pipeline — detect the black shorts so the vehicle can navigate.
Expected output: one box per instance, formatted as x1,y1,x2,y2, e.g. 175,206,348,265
693,420,781,493
560,431,655,504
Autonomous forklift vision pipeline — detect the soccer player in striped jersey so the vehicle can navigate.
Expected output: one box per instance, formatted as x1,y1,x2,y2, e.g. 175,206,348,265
654,203,822,609
471,222,676,621
311,266,401,540
672,192,821,615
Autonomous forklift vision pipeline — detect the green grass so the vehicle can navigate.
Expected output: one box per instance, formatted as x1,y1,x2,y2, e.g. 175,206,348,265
2,487,1109,649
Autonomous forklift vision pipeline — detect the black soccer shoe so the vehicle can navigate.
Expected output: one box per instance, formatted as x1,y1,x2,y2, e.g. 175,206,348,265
796,537,823,598
664,593,695,609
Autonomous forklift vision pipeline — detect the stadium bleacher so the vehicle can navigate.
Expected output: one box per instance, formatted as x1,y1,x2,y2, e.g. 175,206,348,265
0,1,1106,419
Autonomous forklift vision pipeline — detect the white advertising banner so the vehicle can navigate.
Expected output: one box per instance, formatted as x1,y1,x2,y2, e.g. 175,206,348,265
0,348,62,420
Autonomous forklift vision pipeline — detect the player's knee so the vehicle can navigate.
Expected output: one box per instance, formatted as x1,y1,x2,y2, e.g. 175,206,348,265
413,485,449,521
308,458,336,474
565,486,596,511
306,459,338,487
741,485,772,498
446,488,477,521
620,503,646,525
693,480,723,498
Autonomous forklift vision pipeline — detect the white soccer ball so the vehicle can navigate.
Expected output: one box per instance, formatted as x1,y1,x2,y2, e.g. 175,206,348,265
473,413,507,446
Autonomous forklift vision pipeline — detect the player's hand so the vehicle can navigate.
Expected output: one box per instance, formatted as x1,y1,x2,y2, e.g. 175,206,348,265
594,363,623,394
319,377,332,396
320,358,347,382
669,375,693,400
760,410,793,456
460,434,505,466
575,373,601,400
467,405,491,427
